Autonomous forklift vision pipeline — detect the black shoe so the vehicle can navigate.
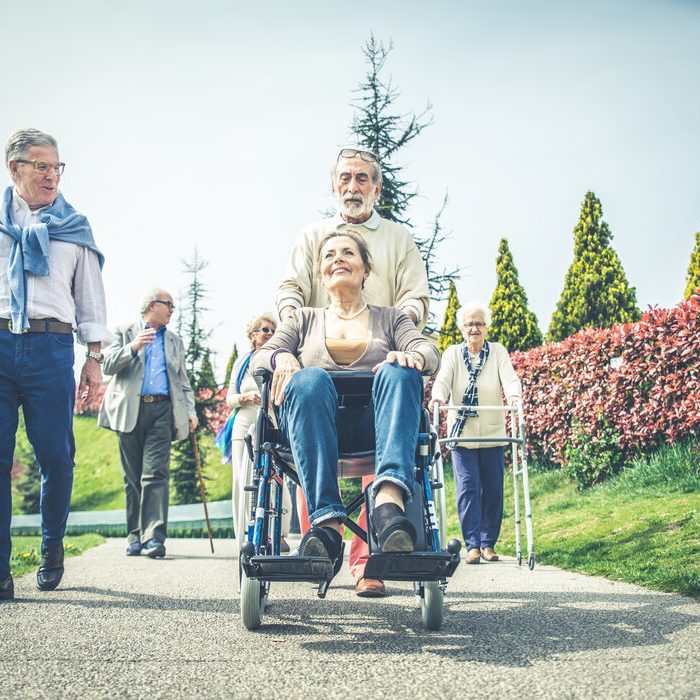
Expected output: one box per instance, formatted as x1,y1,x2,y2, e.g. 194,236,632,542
143,539,166,559
0,575,14,601
298,526,343,561
372,503,416,553
126,541,142,556
36,544,64,591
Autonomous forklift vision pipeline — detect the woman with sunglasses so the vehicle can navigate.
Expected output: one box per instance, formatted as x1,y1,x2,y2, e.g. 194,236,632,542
429,302,522,565
222,313,291,551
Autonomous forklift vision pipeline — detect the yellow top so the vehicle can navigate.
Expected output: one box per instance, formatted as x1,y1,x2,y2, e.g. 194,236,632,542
325,337,368,366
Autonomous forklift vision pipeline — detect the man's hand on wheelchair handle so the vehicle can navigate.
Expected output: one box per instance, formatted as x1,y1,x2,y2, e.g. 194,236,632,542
271,354,301,405
372,350,424,374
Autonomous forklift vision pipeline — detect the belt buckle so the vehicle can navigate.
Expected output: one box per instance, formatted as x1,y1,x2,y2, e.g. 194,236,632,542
143,395,154,403
7,319,28,334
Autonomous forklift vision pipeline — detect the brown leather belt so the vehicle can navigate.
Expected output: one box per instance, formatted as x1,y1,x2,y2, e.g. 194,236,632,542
0,318,73,334
141,395,170,403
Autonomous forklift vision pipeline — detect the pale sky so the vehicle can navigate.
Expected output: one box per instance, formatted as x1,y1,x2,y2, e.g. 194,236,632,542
2,0,698,381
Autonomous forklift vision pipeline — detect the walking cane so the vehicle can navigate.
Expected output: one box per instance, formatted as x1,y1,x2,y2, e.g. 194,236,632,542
191,431,215,554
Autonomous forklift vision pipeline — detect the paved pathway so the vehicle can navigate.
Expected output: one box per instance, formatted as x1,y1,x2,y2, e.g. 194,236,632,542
1,539,698,699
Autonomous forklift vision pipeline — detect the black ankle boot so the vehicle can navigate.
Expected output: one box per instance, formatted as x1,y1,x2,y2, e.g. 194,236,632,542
36,544,64,591
299,526,343,560
372,503,416,553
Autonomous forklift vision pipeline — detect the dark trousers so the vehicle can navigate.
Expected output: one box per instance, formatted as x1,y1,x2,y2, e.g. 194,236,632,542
117,399,172,544
452,446,505,551
0,330,75,579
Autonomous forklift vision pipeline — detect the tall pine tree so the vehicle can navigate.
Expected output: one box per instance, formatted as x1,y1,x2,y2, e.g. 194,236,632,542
349,35,459,319
171,249,214,505
548,191,640,342
489,238,542,351
223,343,239,388
684,231,700,299
199,349,217,389
438,280,463,352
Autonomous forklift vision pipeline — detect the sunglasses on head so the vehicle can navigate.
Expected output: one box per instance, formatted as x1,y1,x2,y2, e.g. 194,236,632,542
337,148,378,163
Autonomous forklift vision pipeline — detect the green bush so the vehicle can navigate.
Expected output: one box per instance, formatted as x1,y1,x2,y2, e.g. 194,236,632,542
564,419,627,489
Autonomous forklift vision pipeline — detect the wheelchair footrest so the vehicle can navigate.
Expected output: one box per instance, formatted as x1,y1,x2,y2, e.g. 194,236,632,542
363,551,460,582
242,555,335,582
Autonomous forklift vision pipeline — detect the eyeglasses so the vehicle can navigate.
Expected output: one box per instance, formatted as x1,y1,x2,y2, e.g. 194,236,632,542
464,321,486,329
154,300,175,310
253,326,275,335
337,148,378,163
14,159,65,175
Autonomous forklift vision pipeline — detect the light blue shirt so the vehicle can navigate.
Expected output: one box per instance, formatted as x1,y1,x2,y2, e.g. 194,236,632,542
140,324,170,397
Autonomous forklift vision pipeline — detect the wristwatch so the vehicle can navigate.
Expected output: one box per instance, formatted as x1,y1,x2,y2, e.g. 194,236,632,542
86,350,105,364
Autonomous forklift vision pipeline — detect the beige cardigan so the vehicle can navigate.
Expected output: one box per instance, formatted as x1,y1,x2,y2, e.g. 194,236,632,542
431,342,522,448
275,213,430,329
252,306,440,376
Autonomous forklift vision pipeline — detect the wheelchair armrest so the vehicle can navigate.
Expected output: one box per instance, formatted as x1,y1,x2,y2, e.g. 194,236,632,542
253,368,272,391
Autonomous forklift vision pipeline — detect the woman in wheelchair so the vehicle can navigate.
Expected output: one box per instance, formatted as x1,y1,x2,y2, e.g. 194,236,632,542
250,230,440,565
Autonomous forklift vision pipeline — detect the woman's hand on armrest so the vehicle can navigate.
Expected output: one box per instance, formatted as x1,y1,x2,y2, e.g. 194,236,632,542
271,354,301,406
372,350,424,374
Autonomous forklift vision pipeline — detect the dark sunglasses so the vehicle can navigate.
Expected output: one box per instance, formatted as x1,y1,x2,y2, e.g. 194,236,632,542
253,326,274,334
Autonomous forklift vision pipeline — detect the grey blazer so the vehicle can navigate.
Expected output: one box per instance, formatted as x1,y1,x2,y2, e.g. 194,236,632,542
97,321,195,441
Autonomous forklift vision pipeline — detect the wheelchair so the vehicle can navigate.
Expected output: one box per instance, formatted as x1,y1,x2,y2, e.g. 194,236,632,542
239,368,462,631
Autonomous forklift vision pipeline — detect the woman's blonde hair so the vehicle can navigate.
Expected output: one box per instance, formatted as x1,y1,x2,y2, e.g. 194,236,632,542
245,312,276,349
314,230,374,280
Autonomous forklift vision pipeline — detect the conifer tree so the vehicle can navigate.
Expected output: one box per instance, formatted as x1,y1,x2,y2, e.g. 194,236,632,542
223,343,239,388
349,35,459,318
548,191,640,342
489,238,542,351
438,280,463,352
171,249,214,504
199,349,217,389
684,231,700,299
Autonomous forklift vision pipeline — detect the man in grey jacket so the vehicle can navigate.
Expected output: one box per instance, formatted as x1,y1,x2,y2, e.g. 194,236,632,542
98,288,197,558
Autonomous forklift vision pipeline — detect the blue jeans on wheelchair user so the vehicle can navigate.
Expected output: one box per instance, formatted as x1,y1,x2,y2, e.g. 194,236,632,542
279,362,423,528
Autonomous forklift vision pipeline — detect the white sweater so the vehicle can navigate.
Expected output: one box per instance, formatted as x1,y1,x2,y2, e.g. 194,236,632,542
431,342,522,449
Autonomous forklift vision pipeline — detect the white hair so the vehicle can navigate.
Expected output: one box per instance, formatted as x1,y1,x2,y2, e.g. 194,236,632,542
5,128,58,167
458,300,491,327
140,287,171,313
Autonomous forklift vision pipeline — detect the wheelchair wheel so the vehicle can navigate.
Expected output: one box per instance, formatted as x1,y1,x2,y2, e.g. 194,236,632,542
420,581,444,631
241,569,266,630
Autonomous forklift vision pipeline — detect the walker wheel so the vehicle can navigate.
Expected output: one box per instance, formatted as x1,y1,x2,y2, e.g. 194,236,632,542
517,553,522,566
528,554,535,570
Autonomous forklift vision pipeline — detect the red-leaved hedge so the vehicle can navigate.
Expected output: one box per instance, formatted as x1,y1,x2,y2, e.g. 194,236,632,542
510,294,700,467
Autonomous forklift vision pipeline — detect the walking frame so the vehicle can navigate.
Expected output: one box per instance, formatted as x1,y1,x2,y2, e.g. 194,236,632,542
433,401,535,570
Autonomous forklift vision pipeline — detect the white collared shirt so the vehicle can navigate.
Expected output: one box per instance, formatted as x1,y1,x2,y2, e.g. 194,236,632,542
0,189,111,345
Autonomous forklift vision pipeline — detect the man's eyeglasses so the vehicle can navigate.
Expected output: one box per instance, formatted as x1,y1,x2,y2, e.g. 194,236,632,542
464,321,486,329
253,326,275,335
14,159,65,175
154,300,175,310
337,148,378,163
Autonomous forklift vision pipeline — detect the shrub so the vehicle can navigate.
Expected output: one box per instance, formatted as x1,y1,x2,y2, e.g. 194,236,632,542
564,418,627,489
512,294,700,476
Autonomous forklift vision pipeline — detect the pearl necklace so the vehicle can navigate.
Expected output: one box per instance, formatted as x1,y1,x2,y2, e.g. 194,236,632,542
329,303,368,320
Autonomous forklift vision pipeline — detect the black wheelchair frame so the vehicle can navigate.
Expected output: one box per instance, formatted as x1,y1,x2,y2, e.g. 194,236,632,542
239,368,461,631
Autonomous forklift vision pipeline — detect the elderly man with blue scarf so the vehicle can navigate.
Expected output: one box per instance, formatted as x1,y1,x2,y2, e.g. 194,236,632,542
0,129,110,601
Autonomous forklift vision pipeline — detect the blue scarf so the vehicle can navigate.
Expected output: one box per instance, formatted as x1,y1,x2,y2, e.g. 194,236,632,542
214,351,254,464
449,341,490,444
0,186,105,333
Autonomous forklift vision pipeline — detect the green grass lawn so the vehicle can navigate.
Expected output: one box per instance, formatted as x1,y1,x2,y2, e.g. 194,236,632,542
10,534,104,578
12,415,232,514
444,441,700,598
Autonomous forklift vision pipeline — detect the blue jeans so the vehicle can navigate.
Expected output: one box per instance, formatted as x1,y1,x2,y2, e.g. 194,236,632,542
0,330,76,579
279,363,423,526
452,446,505,551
